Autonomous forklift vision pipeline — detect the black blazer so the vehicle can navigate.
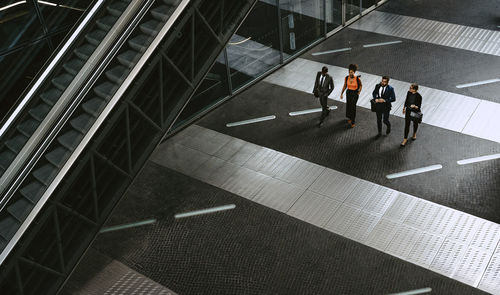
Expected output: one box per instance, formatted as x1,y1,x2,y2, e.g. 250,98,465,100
313,72,334,97
372,84,396,110
404,92,422,111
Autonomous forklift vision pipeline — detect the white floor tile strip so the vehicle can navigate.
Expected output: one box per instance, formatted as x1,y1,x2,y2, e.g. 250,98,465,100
151,124,500,295
263,57,500,143
349,11,500,56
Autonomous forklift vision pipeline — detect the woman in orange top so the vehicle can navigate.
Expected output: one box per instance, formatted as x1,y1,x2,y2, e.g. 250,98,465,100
340,64,362,128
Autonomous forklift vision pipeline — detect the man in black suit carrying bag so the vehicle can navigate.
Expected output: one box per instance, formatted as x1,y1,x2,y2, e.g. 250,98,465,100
313,66,334,127
372,76,396,137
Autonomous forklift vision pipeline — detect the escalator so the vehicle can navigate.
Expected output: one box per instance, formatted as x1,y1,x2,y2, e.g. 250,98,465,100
0,0,257,293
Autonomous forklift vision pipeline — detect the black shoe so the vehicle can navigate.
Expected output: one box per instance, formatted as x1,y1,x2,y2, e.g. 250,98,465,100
375,133,382,138
386,126,391,134
317,122,323,128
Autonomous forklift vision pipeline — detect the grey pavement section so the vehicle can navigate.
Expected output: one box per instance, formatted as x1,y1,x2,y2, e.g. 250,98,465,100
378,0,500,31
62,248,176,295
197,81,500,225
304,28,500,104
69,161,488,295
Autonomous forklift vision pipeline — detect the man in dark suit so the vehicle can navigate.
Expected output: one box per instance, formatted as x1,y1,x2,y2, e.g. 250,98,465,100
313,66,334,127
372,76,396,137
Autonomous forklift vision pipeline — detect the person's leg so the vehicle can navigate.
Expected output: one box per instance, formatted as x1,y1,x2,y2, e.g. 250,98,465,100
319,95,328,122
404,115,410,139
412,121,419,139
346,94,352,121
383,110,391,134
351,94,359,124
376,111,382,134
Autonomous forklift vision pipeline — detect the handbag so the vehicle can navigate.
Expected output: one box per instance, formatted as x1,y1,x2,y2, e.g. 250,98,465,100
370,98,386,112
409,110,423,123
313,89,320,98
370,98,376,112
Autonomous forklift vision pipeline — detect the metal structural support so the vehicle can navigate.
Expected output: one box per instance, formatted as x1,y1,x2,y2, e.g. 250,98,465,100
0,1,259,294
276,0,284,64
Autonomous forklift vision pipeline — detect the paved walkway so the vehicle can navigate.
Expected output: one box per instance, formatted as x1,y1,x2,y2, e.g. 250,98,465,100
152,124,500,295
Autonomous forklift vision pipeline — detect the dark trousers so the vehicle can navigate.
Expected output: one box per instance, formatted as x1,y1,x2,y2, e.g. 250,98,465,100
404,112,419,139
319,95,329,122
346,90,358,123
376,109,391,133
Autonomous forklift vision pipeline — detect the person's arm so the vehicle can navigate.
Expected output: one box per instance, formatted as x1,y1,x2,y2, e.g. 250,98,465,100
327,77,334,96
313,72,319,93
340,77,347,99
386,87,396,103
372,85,378,99
403,92,409,114
414,93,422,110
357,77,362,95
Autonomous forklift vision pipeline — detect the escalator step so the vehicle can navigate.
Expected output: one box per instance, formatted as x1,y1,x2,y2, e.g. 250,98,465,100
117,50,142,68
0,149,16,170
5,134,28,154
139,19,162,36
40,88,62,106
52,73,74,91
45,146,71,169
28,103,51,122
74,43,97,60
19,181,45,203
151,5,174,22
94,81,119,100
0,215,19,241
107,1,129,17
85,29,107,46
17,118,39,137
163,0,181,5
96,15,118,31
71,113,94,134
105,65,130,84
33,163,59,186
7,198,33,223
63,58,85,76
128,34,154,53
58,130,84,151
82,97,107,117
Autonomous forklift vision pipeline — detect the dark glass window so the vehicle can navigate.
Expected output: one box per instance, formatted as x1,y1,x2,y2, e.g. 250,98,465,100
176,51,230,125
326,0,342,31
0,1,44,53
345,0,361,22
228,0,281,90
279,0,324,60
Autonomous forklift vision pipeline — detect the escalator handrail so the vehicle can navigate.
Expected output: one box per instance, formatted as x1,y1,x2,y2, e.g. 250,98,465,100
0,0,164,267
0,0,105,141
0,0,150,209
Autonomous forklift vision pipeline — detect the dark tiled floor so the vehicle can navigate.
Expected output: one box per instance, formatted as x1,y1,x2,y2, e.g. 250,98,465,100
304,28,500,103
69,162,487,295
378,0,500,31
198,81,500,224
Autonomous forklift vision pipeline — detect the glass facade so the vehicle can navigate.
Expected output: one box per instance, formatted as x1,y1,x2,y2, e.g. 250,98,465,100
174,0,386,131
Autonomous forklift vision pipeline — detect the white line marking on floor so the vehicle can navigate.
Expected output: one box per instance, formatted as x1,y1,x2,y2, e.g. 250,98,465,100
457,153,500,165
289,106,338,116
226,115,276,127
311,48,351,55
387,287,432,295
456,78,500,88
363,40,403,48
174,204,236,219
386,164,442,179
100,219,157,233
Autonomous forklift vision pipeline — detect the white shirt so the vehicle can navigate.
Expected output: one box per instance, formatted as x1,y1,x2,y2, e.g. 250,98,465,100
320,75,325,88
378,85,386,98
